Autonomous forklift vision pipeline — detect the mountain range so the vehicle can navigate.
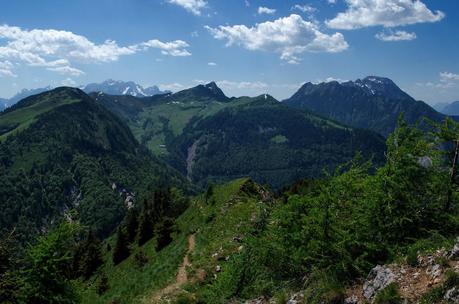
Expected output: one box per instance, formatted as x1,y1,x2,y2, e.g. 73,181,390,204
81,79,170,97
0,80,169,110
93,81,385,188
437,100,459,115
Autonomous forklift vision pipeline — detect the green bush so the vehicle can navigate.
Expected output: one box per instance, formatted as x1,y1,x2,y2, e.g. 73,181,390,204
374,283,402,304
420,286,444,304
444,270,459,289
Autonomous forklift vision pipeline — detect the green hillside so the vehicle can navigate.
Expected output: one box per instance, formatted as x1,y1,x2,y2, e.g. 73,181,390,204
0,87,188,242
95,83,386,189
75,117,459,304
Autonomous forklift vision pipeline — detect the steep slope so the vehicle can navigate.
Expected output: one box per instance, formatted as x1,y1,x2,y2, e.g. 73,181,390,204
0,87,187,242
79,178,272,304
284,76,445,136
83,79,169,97
94,82,249,156
95,83,385,189
167,96,385,188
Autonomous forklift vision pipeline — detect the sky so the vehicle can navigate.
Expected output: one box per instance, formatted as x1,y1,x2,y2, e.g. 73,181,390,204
0,0,458,105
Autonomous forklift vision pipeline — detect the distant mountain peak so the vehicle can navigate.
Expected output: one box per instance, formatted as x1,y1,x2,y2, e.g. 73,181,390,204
174,82,228,102
82,80,169,97
284,75,444,136
294,76,410,100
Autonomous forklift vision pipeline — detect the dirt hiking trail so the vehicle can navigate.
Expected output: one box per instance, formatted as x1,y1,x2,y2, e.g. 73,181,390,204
148,233,196,303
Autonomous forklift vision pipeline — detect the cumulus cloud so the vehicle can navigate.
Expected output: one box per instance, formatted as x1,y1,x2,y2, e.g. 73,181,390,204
205,14,348,64
0,24,191,76
326,0,445,30
0,60,17,77
47,66,85,76
258,6,276,15
416,72,459,90
376,30,417,41
167,0,207,15
441,72,459,82
292,4,316,13
140,39,191,56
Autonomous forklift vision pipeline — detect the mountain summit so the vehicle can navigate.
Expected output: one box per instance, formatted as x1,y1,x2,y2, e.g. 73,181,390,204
284,76,445,136
170,81,229,102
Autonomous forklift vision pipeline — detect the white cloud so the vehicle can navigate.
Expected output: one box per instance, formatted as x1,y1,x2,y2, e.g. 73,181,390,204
159,82,186,91
416,72,459,90
326,0,445,30
292,4,316,13
47,66,85,76
61,78,77,86
376,30,417,41
216,80,268,90
167,0,207,16
440,72,459,82
0,24,191,77
206,14,348,64
323,77,347,83
208,62,217,66
0,60,17,77
258,6,276,15
328,0,337,4
245,0,250,7
140,39,191,56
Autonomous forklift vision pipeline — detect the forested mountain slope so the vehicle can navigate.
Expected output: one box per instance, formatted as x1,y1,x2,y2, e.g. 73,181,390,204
0,87,188,242
94,83,386,189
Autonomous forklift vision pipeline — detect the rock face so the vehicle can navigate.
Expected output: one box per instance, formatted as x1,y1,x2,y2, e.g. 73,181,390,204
286,292,304,304
445,287,459,303
449,237,459,260
363,265,396,300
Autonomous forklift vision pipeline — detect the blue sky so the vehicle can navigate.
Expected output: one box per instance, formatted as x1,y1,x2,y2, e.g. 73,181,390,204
0,0,458,104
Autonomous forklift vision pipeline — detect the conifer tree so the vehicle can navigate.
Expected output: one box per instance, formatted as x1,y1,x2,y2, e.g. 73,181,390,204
138,199,154,246
112,227,130,265
79,231,103,279
125,209,139,244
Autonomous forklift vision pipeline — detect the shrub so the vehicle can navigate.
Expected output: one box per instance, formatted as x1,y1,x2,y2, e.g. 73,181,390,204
97,275,109,295
374,283,402,304
444,269,459,289
134,249,149,268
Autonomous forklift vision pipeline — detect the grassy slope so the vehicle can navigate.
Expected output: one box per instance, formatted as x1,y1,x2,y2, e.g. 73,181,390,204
79,178,265,304
0,89,80,140
128,97,255,155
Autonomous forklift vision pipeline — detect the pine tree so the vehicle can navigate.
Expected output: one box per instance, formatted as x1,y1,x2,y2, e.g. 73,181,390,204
0,230,20,304
138,199,154,246
125,209,139,244
205,183,214,204
156,218,174,251
79,231,103,280
112,227,130,265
